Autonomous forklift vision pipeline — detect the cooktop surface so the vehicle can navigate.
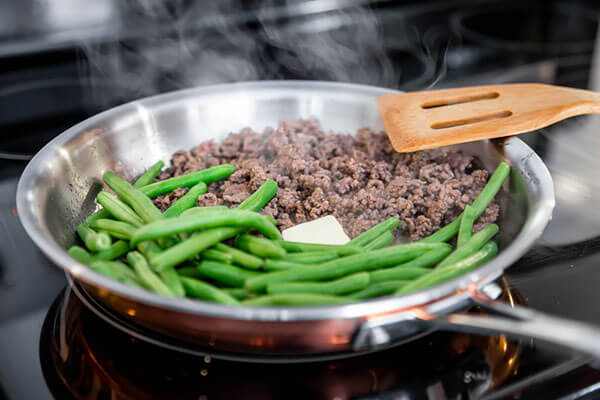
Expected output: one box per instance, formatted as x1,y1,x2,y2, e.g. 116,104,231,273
2,1,600,399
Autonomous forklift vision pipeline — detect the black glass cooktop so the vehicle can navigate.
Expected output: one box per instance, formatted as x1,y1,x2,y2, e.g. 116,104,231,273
40,286,524,399
3,0,600,399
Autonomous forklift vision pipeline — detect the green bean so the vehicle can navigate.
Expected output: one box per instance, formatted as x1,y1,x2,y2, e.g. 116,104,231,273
86,161,163,223
235,234,286,259
96,191,144,227
470,163,510,218
264,259,308,272
242,293,352,306
283,251,336,264
139,240,185,293
237,179,277,211
90,219,136,240
213,243,264,270
68,246,95,265
197,260,260,288
364,231,394,251
245,242,448,293
419,218,460,244
76,223,111,252
94,240,130,261
349,216,399,247
90,261,143,288
369,245,452,284
180,277,239,305
141,164,236,197
86,164,233,223
158,267,185,297
181,211,274,226
457,205,475,247
137,240,161,262
201,249,233,264
421,162,509,243
348,280,410,300
95,229,114,241
274,240,363,256
85,208,112,225
89,260,120,278
181,206,230,217
223,288,254,301
176,266,204,279
267,272,370,295
149,180,278,271
281,251,338,264
103,172,164,224
90,260,137,281
151,227,239,271
265,215,278,226
131,210,281,246
437,224,498,268
370,267,432,283
127,251,175,297
396,242,498,295
133,160,165,188
163,182,208,218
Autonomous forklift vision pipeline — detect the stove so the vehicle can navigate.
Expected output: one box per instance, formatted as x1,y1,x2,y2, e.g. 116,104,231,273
38,283,526,399
2,0,600,399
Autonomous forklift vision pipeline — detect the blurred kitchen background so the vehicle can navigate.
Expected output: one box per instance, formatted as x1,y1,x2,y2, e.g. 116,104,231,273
3,0,600,399
3,0,600,245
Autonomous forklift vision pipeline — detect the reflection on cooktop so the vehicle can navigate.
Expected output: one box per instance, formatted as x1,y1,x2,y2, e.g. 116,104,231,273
41,286,525,400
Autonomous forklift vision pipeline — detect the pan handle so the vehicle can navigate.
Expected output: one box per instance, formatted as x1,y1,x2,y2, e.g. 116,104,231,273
353,283,600,358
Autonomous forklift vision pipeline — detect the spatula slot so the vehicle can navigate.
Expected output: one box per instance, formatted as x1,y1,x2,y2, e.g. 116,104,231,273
431,110,512,129
421,92,500,109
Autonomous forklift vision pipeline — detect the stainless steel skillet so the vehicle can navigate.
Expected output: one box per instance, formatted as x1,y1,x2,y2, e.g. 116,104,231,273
16,80,600,359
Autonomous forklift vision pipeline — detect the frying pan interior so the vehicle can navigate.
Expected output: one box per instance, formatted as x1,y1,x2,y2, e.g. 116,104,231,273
34,83,524,250
16,81,553,355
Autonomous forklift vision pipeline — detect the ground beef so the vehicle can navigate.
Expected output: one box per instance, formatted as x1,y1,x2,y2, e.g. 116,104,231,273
152,119,499,241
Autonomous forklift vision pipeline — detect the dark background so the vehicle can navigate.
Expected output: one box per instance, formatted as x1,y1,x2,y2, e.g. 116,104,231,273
2,0,600,399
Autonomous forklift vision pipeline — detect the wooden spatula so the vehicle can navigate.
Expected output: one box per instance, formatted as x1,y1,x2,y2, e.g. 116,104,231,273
377,83,600,152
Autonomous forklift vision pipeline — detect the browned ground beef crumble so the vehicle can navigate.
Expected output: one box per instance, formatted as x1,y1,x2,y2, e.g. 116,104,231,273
153,119,499,241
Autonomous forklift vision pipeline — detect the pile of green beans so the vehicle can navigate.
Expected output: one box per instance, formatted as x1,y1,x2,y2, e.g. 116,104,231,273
67,159,510,307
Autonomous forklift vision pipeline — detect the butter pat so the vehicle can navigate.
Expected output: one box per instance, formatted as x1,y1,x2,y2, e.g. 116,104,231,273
282,215,350,245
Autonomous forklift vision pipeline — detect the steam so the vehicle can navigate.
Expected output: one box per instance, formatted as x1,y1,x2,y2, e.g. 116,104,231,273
258,4,397,86
79,1,401,107
421,25,451,90
80,1,260,106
